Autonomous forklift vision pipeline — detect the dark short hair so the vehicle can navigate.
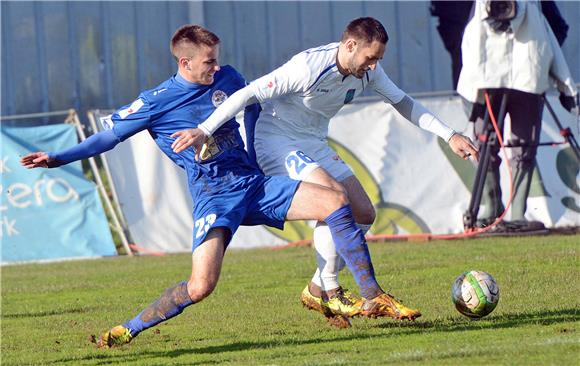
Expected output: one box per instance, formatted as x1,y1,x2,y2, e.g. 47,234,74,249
341,17,389,45
170,25,220,60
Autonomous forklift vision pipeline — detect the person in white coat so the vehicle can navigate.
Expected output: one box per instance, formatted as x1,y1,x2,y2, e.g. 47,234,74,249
457,0,578,231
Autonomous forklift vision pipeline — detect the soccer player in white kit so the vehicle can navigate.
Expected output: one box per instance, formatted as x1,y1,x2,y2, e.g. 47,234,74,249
173,17,479,327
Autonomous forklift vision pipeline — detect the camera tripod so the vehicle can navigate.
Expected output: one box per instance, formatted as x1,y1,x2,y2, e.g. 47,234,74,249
463,91,580,231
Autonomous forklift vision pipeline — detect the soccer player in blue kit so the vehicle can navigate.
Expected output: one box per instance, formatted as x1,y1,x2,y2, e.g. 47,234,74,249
21,25,417,348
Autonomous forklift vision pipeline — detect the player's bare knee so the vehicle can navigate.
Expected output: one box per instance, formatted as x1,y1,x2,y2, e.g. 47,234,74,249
330,190,349,210
315,189,349,219
328,180,347,195
186,280,216,302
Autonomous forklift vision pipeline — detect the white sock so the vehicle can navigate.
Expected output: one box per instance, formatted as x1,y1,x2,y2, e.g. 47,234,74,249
311,222,340,291
311,222,372,291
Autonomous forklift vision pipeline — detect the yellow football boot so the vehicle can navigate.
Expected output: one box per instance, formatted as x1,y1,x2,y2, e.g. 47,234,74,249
300,286,351,328
96,325,133,348
359,293,421,320
326,288,363,317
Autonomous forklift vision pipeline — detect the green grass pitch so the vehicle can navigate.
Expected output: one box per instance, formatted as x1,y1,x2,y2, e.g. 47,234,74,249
2,235,579,365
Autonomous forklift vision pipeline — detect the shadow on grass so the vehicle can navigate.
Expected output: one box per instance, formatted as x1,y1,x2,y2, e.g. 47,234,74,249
374,308,579,332
47,308,578,365
2,306,96,319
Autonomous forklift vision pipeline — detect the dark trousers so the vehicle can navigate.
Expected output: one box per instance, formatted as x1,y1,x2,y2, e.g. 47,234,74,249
475,89,544,170
474,89,544,220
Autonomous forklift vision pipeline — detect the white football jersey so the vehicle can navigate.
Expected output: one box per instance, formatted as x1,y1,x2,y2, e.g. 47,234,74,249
250,42,407,140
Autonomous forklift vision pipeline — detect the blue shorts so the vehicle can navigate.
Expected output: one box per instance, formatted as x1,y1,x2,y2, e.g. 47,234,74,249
190,174,301,250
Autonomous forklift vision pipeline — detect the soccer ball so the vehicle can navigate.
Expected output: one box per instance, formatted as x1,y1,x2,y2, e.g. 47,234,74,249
451,270,499,319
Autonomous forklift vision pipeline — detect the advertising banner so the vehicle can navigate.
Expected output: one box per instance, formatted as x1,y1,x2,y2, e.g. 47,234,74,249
94,93,579,252
1,124,117,262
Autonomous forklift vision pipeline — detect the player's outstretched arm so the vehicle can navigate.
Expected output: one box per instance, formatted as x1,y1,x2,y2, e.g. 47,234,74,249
21,152,54,169
448,133,479,161
20,129,121,169
390,95,478,161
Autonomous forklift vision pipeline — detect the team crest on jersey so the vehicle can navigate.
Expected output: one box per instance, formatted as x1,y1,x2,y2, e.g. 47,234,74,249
211,90,228,107
343,89,356,104
99,114,114,130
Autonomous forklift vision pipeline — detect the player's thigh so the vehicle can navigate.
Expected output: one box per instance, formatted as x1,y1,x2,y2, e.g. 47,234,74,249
281,150,347,195
242,175,300,228
254,136,311,177
189,227,227,300
303,143,355,197
286,181,348,221
311,146,373,223
257,143,321,181
340,175,375,224
257,136,349,192
303,166,345,193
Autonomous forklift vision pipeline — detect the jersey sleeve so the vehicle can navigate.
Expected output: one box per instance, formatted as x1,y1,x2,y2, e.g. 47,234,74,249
369,63,407,104
48,129,120,166
110,96,152,141
249,54,312,103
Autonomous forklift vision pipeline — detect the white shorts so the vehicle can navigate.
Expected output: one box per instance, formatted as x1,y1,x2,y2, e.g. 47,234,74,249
254,135,353,182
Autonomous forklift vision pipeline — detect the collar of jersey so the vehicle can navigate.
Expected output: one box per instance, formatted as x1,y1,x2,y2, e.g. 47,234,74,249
175,72,208,90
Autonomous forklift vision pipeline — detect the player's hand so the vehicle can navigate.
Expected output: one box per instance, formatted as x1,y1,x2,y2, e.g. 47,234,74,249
448,133,479,162
171,128,208,159
20,152,55,169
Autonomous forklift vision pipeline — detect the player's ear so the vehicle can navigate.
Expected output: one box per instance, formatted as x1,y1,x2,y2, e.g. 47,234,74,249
178,57,190,70
346,39,357,53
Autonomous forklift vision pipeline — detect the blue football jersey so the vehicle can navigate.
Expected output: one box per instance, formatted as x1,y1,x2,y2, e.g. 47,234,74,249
107,66,302,249
110,66,261,186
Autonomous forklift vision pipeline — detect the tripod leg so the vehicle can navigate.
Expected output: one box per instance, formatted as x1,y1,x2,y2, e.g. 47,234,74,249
543,95,580,161
464,91,510,229
464,110,492,228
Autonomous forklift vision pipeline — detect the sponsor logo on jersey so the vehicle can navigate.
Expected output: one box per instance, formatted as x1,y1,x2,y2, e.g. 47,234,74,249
119,98,144,119
211,90,228,107
267,81,274,88
316,88,330,93
199,130,239,161
199,136,219,161
153,88,167,96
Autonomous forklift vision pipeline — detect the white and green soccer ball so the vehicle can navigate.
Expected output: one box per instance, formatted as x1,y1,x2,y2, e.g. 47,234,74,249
452,270,499,319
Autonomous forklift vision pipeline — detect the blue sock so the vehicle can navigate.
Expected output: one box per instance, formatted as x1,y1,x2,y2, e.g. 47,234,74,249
123,281,194,337
325,205,383,299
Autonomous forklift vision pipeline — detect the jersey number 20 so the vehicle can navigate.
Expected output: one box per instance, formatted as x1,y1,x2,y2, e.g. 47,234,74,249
285,150,315,179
